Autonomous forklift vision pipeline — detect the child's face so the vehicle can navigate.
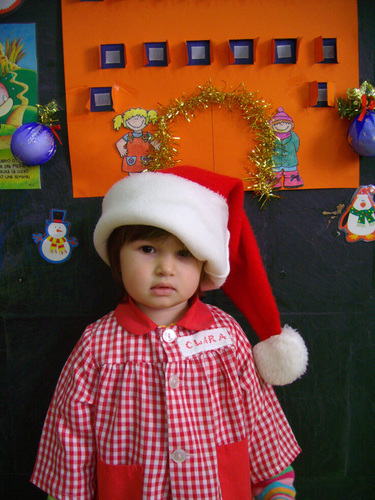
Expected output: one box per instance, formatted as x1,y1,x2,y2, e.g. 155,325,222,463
272,120,294,133
125,115,146,132
120,234,204,324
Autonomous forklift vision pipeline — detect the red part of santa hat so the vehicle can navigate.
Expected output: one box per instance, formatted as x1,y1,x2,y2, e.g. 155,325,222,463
357,185,375,196
164,166,281,337
94,166,308,385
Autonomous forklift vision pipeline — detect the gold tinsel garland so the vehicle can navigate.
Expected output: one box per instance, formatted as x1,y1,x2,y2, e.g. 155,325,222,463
147,81,278,204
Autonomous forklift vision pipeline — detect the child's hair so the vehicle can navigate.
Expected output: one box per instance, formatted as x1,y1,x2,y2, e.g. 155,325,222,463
107,224,205,299
113,108,158,131
123,107,158,125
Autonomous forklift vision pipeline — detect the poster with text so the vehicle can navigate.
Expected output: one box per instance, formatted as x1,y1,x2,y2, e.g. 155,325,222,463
0,23,40,190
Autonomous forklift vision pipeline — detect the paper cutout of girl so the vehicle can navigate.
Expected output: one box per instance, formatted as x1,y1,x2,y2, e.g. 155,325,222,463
270,107,303,189
113,107,160,174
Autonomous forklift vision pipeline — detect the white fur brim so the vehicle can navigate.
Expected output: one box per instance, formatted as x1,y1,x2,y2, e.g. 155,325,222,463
253,325,308,385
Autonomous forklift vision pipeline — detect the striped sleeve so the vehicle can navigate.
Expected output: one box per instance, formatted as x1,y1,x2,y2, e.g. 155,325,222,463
253,466,296,500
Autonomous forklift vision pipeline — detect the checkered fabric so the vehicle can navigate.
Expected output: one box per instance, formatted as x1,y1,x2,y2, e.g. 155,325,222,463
31,299,300,500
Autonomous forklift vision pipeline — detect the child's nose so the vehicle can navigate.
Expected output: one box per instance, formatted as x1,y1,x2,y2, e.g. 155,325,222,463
156,254,175,275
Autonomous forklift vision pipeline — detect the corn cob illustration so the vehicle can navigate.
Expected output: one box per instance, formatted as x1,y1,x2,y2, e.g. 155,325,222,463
0,37,25,76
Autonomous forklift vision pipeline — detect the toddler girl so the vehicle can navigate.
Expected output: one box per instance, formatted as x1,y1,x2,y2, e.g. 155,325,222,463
32,166,307,499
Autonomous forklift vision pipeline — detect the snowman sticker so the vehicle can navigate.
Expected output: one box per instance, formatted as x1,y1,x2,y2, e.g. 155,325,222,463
339,185,375,242
32,209,78,263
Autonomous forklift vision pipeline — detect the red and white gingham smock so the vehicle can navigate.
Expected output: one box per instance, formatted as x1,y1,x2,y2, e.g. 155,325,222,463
31,297,300,500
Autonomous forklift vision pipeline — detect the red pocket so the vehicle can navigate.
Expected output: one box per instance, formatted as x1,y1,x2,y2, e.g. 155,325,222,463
217,439,252,499
97,458,144,500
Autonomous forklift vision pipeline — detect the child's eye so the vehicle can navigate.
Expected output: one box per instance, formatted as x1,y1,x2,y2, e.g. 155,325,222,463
178,249,192,258
140,245,155,254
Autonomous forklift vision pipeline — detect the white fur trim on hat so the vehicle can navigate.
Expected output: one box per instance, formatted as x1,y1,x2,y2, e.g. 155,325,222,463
253,325,308,386
93,171,230,291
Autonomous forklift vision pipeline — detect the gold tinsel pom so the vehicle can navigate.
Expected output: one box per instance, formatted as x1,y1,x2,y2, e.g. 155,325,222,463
337,81,375,120
147,81,278,204
37,99,60,126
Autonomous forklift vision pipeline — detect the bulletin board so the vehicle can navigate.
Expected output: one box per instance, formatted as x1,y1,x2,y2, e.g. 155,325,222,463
1,2,375,499
60,0,360,198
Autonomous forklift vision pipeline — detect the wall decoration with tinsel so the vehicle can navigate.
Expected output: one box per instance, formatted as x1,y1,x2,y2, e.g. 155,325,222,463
337,81,375,157
147,82,278,204
60,0,360,198
10,100,62,166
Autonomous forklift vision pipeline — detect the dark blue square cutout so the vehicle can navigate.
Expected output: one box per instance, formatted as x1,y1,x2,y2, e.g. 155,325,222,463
314,83,328,107
144,42,168,66
229,40,254,64
186,40,210,66
274,39,297,64
321,38,337,63
90,87,113,112
100,44,125,69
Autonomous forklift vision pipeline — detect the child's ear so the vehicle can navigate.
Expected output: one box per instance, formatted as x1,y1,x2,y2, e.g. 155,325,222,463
197,263,208,295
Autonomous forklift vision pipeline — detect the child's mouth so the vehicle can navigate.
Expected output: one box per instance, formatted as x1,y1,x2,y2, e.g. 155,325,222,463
151,284,175,296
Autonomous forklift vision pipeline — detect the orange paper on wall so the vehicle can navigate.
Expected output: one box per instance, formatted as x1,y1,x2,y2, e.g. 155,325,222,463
61,0,359,198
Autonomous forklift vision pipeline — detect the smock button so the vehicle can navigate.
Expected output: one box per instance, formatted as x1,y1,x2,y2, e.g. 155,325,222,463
163,328,176,343
169,374,179,389
172,449,187,463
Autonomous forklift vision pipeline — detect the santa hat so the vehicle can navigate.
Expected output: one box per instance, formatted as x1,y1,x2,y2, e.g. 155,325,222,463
356,185,375,197
94,166,308,385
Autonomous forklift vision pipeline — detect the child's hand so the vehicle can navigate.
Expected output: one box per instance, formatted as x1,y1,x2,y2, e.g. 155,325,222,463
118,147,128,157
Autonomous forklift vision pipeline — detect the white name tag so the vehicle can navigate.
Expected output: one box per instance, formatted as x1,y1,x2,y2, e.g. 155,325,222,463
177,328,233,358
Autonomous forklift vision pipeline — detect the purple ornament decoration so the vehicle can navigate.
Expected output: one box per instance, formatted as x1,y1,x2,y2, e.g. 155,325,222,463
10,122,56,166
347,110,375,157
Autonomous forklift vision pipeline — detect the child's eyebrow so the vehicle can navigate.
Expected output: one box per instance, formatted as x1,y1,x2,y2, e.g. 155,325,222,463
134,237,168,245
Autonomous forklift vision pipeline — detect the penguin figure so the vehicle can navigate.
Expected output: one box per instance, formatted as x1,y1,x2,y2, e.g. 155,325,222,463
32,209,78,263
339,185,375,242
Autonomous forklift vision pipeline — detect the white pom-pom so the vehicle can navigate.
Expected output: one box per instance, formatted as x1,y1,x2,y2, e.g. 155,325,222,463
253,325,308,385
